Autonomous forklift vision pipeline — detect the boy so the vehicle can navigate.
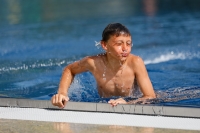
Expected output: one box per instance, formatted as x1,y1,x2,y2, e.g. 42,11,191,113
51,23,156,108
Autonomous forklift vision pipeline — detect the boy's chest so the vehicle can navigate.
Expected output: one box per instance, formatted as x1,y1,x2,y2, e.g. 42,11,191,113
94,67,135,96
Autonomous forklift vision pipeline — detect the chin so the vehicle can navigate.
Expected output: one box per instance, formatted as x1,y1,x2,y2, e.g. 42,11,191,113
120,57,127,62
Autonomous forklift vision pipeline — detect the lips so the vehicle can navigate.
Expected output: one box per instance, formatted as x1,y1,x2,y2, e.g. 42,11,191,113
121,53,128,57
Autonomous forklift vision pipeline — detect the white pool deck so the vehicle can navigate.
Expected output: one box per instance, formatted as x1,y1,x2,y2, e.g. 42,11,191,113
0,98,200,132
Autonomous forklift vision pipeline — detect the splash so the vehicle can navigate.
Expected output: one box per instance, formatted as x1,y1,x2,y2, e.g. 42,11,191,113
144,51,200,65
68,72,99,102
156,86,200,104
95,41,101,49
0,59,67,73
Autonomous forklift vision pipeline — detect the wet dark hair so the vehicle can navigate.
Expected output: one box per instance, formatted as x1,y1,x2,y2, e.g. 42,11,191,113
101,23,131,42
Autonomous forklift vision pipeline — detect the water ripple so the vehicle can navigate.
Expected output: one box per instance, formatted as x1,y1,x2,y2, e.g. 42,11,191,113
0,59,72,73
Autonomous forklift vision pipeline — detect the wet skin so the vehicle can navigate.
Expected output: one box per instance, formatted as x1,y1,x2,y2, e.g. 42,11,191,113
51,35,156,108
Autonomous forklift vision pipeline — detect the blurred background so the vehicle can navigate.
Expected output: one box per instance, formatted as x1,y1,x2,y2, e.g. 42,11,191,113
0,0,200,106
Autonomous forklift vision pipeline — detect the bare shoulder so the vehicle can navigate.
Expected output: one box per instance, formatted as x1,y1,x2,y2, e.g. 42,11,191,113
67,56,95,72
128,54,148,77
83,55,102,65
128,54,145,67
78,56,95,69
78,54,103,71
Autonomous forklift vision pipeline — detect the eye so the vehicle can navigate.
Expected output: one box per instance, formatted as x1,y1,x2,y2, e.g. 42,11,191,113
116,42,122,46
115,41,123,46
126,41,132,46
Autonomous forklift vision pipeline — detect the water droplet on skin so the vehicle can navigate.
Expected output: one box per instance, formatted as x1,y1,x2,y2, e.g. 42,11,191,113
121,31,125,35
102,71,106,80
102,63,107,80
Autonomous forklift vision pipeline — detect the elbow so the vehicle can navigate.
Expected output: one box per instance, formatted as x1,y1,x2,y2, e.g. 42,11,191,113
62,66,75,82
64,66,74,76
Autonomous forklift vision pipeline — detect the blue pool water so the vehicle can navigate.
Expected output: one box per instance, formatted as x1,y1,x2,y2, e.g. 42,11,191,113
0,0,200,107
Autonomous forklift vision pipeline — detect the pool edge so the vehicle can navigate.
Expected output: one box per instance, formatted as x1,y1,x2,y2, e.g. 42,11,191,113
0,98,200,118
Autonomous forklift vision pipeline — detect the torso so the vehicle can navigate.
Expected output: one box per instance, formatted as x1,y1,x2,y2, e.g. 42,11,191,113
90,54,136,98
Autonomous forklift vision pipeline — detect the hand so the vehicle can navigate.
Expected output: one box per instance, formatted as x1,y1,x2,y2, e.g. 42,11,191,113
108,98,127,106
51,94,69,108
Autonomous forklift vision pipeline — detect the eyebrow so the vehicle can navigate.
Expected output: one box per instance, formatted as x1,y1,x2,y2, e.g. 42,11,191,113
114,40,132,42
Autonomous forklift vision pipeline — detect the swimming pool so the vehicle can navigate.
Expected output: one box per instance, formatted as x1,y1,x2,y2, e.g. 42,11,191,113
0,0,200,107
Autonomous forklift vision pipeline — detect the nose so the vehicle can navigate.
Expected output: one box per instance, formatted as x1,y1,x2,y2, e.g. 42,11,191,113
122,44,127,52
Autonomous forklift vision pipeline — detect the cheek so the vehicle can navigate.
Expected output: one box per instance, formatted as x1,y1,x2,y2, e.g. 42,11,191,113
115,46,122,51
113,47,122,54
108,46,119,53
116,47,121,52
128,47,131,52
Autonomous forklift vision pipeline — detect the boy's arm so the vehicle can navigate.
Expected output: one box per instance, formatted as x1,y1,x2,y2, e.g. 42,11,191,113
133,56,156,99
108,56,156,106
51,57,92,108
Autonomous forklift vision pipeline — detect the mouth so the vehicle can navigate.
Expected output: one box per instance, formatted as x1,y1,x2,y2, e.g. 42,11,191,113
121,53,128,57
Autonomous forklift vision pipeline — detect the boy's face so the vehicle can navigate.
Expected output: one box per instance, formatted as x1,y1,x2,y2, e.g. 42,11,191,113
102,34,132,61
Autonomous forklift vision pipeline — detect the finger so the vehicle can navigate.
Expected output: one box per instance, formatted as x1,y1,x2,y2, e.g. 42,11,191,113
108,101,115,106
51,95,55,105
55,95,60,106
108,99,114,104
62,100,67,107
65,96,69,101
58,95,65,108
54,94,61,108
53,95,59,106
113,103,119,106
112,101,118,106
108,101,113,105
115,99,126,104
62,97,69,107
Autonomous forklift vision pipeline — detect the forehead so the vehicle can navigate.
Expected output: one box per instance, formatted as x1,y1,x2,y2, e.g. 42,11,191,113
108,34,132,41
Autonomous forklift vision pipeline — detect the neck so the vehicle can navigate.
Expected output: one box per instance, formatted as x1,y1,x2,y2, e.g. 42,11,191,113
105,53,126,70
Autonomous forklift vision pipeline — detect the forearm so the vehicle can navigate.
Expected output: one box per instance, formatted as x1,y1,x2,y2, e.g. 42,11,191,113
142,92,156,99
57,57,91,96
125,92,156,104
137,79,156,99
57,67,74,96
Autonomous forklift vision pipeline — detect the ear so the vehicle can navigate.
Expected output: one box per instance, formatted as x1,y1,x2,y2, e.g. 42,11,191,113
101,41,107,51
